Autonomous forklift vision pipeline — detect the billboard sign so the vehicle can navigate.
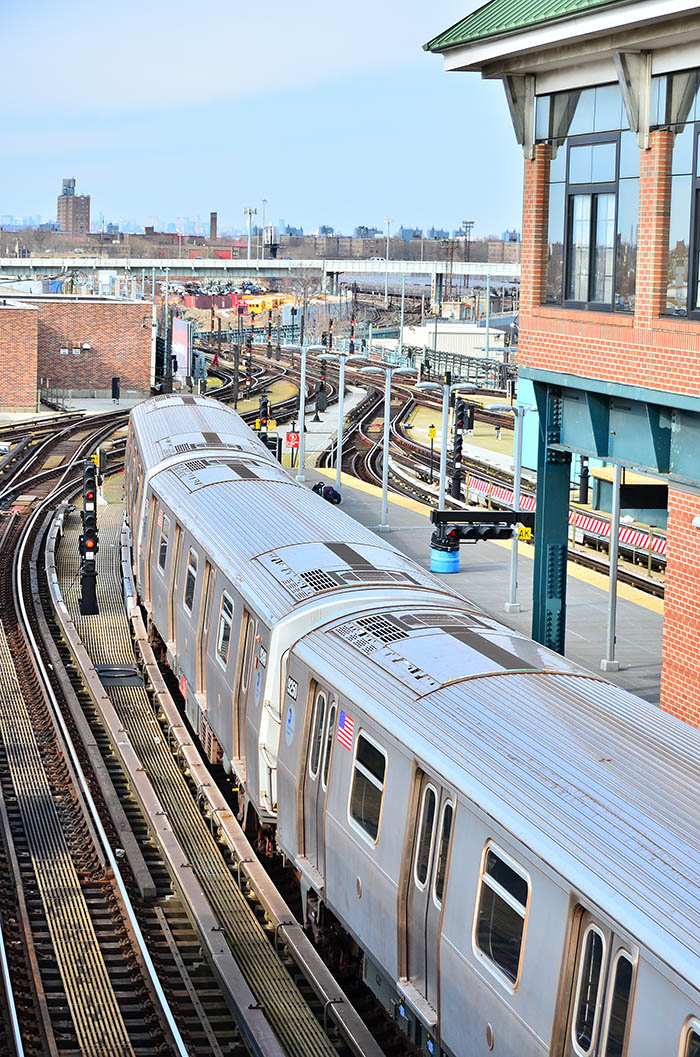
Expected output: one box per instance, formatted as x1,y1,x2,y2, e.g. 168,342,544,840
171,318,192,387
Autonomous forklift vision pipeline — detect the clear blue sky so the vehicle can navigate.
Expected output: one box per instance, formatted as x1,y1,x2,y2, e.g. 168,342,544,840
3,0,523,237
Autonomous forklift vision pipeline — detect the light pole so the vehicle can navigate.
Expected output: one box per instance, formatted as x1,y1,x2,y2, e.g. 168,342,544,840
282,343,324,483
318,352,365,491
384,218,392,306
260,198,267,258
416,381,479,509
490,403,537,613
243,207,257,261
398,274,406,356
358,364,417,530
601,462,623,672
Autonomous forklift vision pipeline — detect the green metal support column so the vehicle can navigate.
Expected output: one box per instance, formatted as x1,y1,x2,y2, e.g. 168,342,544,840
532,384,571,654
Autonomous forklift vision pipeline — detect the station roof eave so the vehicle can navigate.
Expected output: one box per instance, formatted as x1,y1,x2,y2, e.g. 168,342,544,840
423,0,700,75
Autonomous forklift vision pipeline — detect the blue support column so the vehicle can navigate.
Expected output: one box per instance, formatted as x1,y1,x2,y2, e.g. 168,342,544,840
532,384,571,654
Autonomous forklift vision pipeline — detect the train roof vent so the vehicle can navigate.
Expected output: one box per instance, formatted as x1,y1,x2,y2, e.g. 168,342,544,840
338,568,416,586
173,442,201,454
398,611,483,630
355,614,409,644
184,458,209,472
300,569,338,593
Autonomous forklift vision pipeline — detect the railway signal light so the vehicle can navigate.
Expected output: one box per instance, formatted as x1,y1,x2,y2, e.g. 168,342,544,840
430,509,535,552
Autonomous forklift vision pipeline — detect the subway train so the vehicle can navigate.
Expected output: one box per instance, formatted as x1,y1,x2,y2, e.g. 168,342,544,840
125,394,700,1057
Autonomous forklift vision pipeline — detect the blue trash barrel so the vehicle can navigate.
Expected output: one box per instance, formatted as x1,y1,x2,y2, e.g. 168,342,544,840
430,547,460,574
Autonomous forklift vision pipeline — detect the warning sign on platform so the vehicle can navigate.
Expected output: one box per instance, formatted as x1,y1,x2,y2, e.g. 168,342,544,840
286,432,300,449
518,526,532,541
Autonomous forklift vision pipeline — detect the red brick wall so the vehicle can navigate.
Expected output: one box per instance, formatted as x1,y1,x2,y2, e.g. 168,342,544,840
519,129,700,723
31,300,152,392
661,489,700,723
0,305,38,410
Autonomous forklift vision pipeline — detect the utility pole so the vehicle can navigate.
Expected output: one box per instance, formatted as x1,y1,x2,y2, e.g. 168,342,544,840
260,198,267,259
243,207,257,261
384,217,392,306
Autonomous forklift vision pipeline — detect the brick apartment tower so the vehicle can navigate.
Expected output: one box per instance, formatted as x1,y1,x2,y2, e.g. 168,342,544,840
427,2,700,723
57,178,90,237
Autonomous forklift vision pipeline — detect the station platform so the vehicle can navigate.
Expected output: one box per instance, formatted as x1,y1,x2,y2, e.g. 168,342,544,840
294,401,663,705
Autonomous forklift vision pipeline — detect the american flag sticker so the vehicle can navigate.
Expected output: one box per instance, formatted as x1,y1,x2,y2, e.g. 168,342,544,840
337,710,354,751
157,507,163,528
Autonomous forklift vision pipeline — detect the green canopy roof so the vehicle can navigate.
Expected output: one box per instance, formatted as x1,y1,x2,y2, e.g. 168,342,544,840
424,0,628,53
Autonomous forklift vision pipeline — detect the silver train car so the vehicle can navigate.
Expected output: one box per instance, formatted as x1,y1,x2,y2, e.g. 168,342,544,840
125,394,700,1057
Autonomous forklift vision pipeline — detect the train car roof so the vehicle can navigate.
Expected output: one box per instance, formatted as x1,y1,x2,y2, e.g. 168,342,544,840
130,396,459,621
298,613,700,991
130,393,275,465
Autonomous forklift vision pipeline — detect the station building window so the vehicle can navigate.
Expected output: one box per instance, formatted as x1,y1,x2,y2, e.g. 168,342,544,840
536,83,638,312
649,68,700,316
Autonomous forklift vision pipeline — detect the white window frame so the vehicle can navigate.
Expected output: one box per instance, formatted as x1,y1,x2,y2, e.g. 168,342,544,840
347,729,387,847
157,514,170,573
681,1019,700,1057
432,799,454,910
308,690,327,780
215,592,234,668
183,548,198,613
413,783,438,892
321,697,337,792
571,923,607,1057
599,947,635,1057
472,841,531,991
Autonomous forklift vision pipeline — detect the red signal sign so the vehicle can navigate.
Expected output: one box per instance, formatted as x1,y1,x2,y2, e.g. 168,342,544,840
286,432,300,449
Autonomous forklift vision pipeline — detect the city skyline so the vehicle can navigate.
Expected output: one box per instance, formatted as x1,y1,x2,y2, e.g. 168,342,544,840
2,1,522,237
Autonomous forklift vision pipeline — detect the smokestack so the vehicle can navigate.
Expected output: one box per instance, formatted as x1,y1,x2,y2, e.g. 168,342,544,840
210,212,217,241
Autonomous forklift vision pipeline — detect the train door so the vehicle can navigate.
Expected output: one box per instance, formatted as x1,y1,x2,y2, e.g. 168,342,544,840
167,524,183,642
405,774,454,1011
302,685,337,873
196,562,214,694
144,496,157,604
561,909,636,1057
235,609,255,758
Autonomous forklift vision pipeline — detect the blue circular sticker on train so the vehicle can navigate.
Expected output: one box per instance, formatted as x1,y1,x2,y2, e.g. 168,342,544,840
285,704,295,746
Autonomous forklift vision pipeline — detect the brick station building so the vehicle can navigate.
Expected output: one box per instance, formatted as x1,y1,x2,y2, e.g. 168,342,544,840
0,295,153,409
427,0,700,724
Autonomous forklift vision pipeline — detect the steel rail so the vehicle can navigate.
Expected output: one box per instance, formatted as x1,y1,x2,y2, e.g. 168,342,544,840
12,430,189,1057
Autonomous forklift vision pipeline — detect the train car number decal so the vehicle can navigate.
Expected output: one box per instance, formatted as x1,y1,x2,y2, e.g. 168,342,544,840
287,677,298,701
259,646,267,669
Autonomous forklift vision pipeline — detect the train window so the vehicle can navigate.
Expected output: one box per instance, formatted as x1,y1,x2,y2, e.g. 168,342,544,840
414,785,437,889
475,845,530,986
349,733,386,843
321,699,337,790
157,515,170,571
309,691,327,778
184,550,198,612
572,925,606,1054
602,951,634,1057
686,1028,700,1057
241,618,254,693
433,801,454,905
216,594,234,667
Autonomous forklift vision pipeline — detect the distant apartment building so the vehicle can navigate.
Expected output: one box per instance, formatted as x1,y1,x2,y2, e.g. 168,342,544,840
57,178,90,237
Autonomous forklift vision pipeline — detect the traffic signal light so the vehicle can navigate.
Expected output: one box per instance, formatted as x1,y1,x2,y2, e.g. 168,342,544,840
321,332,327,347
83,463,97,512
319,363,326,391
259,395,270,428
430,510,535,551
455,399,467,432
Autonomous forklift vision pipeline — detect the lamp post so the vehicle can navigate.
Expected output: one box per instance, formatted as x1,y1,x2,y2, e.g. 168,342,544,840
358,363,417,530
318,352,364,491
282,343,324,483
260,198,267,259
601,462,623,672
489,403,537,613
416,380,479,510
243,207,257,261
384,218,392,306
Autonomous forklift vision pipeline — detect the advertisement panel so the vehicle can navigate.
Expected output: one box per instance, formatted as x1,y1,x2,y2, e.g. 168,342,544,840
171,317,192,387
